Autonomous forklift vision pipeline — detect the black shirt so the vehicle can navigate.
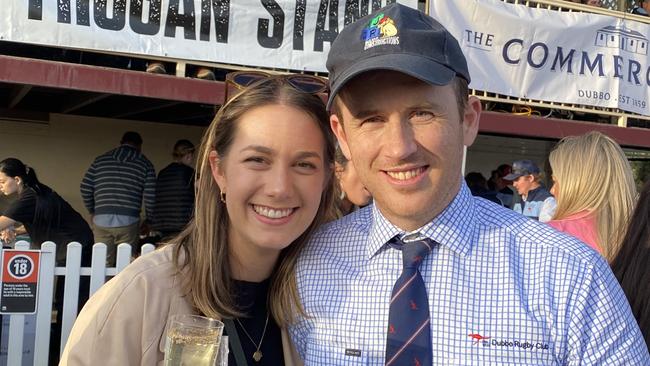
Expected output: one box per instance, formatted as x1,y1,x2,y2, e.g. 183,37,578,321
226,279,284,366
3,187,93,264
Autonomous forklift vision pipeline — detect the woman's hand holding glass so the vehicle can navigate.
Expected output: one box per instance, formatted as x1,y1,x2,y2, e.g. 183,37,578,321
164,315,224,366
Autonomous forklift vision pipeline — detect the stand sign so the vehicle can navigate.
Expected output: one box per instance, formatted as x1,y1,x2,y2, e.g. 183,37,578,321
0,250,40,314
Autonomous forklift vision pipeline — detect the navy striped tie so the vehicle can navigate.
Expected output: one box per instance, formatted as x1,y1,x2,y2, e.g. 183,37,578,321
385,235,433,366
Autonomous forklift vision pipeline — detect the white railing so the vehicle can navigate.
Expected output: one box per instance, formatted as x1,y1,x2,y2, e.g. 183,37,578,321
2,240,155,366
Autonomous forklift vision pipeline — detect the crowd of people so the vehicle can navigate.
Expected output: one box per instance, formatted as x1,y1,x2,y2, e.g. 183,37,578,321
1,1,650,365
465,131,640,262
1,133,197,257
0,135,199,363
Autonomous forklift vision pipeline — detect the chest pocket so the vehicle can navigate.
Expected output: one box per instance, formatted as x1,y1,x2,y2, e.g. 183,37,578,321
304,339,370,365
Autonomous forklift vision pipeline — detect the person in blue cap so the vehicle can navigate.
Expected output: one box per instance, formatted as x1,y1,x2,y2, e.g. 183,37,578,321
504,159,556,222
290,3,649,365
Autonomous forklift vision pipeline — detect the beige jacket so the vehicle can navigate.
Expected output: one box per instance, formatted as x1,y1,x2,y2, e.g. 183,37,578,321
60,245,302,365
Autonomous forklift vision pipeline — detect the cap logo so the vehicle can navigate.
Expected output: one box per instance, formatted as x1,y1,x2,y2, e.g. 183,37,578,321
360,13,399,50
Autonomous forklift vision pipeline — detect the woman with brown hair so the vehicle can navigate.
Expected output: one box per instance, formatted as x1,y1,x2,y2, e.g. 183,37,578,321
61,73,335,365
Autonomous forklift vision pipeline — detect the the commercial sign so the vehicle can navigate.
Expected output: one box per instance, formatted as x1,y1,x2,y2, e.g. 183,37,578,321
430,0,650,116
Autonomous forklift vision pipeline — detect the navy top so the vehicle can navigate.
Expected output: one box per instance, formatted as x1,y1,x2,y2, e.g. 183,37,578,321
227,279,284,365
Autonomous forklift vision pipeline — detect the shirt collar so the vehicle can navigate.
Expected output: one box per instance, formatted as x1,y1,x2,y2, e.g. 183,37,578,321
367,183,477,259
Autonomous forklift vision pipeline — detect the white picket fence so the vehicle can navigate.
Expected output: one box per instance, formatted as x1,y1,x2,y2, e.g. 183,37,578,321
2,240,155,366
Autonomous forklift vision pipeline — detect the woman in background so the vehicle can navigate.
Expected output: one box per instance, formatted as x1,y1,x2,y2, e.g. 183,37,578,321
547,131,637,262
61,73,335,365
333,145,372,218
611,179,650,347
0,157,93,264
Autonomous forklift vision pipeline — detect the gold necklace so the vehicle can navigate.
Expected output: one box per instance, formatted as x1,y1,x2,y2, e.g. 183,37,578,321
235,313,269,362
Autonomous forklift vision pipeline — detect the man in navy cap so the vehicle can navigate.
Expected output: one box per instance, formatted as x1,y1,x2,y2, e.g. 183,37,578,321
505,159,556,222
291,3,649,365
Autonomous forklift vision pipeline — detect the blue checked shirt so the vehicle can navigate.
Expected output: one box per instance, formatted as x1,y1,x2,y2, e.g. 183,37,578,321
291,183,649,365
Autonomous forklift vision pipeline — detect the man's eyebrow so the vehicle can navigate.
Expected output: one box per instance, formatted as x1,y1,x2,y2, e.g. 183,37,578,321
411,100,444,110
349,108,381,119
395,96,450,113
349,101,445,119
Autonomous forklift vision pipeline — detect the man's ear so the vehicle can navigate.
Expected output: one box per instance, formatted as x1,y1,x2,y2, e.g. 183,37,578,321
331,114,352,161
208,150,227,192
462,96,481,147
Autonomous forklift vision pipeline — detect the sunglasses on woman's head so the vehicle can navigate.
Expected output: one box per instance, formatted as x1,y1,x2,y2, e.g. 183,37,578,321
224,70,329,103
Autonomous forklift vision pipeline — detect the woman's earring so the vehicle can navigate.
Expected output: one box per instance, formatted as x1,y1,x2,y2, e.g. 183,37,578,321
220,191,226,203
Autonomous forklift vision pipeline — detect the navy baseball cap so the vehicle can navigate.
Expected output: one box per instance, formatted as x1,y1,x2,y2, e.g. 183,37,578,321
325,3,470,110
503,160,541,180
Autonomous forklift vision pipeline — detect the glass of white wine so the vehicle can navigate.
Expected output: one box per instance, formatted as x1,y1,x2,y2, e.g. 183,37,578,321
164,314,224,366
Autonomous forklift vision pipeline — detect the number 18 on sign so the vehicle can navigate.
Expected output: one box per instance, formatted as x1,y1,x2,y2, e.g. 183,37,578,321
0,250,40,314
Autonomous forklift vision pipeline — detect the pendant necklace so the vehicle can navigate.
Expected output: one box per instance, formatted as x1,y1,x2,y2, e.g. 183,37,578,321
235,312,269,362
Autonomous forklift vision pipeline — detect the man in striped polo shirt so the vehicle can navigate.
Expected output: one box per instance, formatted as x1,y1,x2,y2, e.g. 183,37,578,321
80,131,156,266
